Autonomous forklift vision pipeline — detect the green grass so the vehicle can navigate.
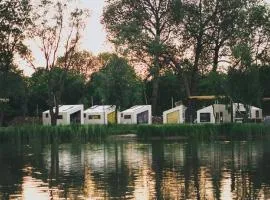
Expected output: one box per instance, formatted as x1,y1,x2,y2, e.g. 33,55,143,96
137,123,270,140
0,123,269,144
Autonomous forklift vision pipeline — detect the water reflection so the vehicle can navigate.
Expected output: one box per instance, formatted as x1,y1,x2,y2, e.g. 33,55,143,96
0,139,270,199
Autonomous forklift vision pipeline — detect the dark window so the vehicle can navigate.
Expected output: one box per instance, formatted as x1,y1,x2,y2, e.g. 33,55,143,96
200,113,211,122
124,115,131,119
84,113,86,118
137,110,149,124
45,113,49,118
57,115,63,119
220,112,223,123
89,115,101,119
256,110,259,118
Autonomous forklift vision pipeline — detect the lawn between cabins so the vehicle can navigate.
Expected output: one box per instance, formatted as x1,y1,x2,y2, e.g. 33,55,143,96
0,123,270,143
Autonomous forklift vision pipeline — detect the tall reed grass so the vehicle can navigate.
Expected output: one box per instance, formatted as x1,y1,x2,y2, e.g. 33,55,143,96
137,123,270,140
0,123,269,144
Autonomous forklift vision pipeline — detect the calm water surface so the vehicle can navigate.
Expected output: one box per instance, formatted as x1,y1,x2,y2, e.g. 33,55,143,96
0,139,270,200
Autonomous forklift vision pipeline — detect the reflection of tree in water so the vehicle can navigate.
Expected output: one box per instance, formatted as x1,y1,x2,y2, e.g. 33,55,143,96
0,144,24,199
151,141,165,199
89,142,136,198
0,135,48,199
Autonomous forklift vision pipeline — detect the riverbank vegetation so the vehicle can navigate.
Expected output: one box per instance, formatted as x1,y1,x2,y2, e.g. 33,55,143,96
0,124,270,144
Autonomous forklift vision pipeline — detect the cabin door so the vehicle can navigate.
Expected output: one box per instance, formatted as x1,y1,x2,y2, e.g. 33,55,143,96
137,111,149,124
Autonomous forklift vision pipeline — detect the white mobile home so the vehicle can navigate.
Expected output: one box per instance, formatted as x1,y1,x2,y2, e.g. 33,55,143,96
233,103,263,122
42,105,84,125
120,105,152,124
163,105,186,124
197,104,231,124
84,105,117,125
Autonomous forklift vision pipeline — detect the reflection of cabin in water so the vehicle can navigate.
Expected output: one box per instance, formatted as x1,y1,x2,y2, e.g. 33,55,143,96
42,105,84,125
120,105,152,124
84,105,117,125
163,105,186,124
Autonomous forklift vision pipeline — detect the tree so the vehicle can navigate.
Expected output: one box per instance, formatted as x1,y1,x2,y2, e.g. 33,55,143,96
226,43,263,121
90,55,143,114
103,0,177,114
0,67,27,126
57,50,101,78
27,68,86,117
0,0,31,126
28,1,89,125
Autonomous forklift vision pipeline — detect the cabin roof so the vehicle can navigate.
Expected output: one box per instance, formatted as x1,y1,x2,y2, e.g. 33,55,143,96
43,105,83,113
84,105,115,113
122,105,150,113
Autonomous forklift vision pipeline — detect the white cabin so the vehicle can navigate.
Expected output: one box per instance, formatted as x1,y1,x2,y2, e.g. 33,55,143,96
84,105,117,125
196,103,263,124
163,105,186,124
42,105,84,125
120,105,152,124
197,104,231,124
233,103,263,122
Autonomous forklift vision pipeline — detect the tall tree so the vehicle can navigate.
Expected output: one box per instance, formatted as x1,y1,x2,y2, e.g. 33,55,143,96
103,0,176,114
57,50,101,78
27,68,86,117
28,1,88,125
0,0,31,126
90,55,143,113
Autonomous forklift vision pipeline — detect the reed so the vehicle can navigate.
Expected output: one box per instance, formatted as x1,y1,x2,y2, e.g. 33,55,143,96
0,123,269,144
137,123,270,140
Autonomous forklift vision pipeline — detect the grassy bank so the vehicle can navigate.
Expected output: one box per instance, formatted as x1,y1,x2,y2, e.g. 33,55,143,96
0,123,270,143
0,124,137,144
137,123,270,140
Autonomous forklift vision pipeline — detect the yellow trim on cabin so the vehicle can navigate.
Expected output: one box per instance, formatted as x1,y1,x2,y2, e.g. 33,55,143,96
107,111,116,124
167,111,180,124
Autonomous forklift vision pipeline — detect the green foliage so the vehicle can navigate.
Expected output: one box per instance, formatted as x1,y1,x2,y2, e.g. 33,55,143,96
226,65,262,107
27,68,86,116
199,72,226,96
90,55,143,110
0,67,27,125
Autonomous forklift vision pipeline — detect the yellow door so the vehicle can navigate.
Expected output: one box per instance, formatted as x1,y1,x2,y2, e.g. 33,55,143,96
108,111,116,124
167,111,180,124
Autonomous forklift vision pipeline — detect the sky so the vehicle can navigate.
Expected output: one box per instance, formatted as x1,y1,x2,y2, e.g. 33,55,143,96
19,0,270,75
20,0,111,75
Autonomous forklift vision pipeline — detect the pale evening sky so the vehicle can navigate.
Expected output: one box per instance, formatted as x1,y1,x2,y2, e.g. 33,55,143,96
20,0,112,75
19,0,270,75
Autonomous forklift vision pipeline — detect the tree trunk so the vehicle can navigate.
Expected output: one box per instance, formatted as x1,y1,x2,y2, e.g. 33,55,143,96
0,111,4,127
151,73,159,116
50,109,57,126
212,43,220,72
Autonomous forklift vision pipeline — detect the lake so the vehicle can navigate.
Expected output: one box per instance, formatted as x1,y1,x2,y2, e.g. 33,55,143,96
0,138,270,199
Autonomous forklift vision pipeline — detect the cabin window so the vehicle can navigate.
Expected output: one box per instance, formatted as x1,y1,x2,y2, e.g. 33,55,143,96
84,113,86,118
57,115,63,119
124,115,131,119
200,113,210,122
256,110,259,118
45,113,49,118
89,115,101,119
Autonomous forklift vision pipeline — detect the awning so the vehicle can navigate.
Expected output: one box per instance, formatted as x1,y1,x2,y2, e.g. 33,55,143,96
188,96,226,100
